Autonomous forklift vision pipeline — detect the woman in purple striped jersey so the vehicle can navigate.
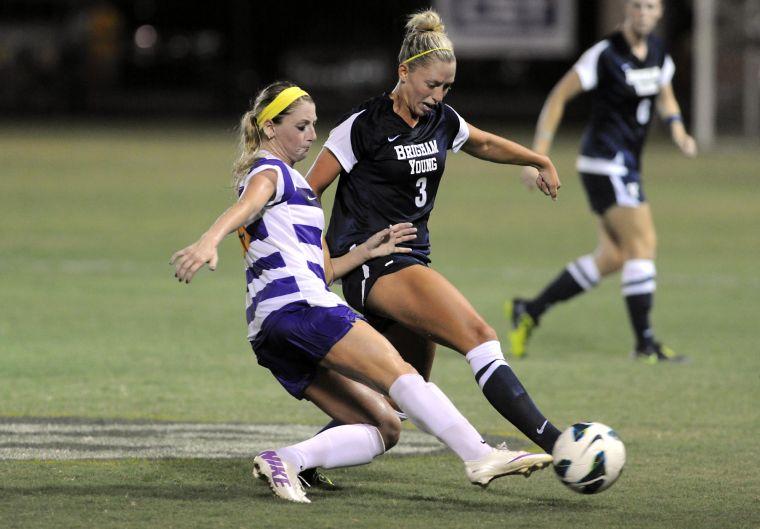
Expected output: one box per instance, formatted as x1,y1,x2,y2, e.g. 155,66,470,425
170,81,552,503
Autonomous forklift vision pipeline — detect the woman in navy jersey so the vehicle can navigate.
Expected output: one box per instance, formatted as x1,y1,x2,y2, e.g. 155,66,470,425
308,10,565,456
507,0,697,363
171,81,552,503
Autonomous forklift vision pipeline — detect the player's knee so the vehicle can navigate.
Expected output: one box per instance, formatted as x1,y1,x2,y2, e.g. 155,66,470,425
621,238,651,260
376,411,402,449
470,319,497,345
597,251,624,275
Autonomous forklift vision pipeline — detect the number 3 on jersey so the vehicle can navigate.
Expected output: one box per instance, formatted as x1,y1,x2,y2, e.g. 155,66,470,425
415,177,427,207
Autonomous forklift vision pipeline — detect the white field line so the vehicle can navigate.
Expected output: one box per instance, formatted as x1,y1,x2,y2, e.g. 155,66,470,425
0,419,444,460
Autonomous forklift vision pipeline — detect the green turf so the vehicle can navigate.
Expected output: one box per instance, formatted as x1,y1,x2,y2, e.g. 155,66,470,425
1,124,758,528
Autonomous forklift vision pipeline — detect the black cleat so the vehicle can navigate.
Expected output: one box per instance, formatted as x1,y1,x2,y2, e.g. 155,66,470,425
631,342,690,364
298,467,341,491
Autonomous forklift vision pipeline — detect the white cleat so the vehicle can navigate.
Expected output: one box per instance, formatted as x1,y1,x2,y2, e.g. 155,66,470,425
253,450,311,503
465,442,553,488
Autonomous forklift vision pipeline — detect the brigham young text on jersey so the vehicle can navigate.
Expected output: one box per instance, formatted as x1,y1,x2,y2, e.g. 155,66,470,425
324,94,468,260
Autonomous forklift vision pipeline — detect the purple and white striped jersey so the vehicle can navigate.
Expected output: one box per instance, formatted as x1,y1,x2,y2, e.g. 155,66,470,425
237,153,346,341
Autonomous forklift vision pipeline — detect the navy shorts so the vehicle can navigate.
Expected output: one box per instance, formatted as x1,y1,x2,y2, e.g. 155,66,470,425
580,170,646,215
251,301,363,399
340,252,429,330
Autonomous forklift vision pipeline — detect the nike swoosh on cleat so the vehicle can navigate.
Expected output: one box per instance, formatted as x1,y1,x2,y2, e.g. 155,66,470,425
536,420,548,434
387,135,401,142
384,260,394,267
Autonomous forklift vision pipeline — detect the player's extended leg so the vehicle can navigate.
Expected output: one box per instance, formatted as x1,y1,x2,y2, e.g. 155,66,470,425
367,266,561,453
254,362,402,503
507,223,624,357
323,320,551,485
299,322,436,487
384,321,437,381
256,319,551,501
602,204,686,362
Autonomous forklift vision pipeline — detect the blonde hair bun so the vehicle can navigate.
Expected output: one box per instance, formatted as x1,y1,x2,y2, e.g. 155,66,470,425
406,10,445,34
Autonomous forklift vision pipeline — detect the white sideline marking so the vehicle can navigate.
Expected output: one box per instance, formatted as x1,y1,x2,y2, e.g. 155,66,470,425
0,419,444,460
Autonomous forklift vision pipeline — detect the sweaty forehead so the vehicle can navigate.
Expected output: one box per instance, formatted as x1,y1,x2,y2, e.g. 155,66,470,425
416,60,457,82
288,100,316,120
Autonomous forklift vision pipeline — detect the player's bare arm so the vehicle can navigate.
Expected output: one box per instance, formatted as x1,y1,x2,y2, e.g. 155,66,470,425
170,170,277,283
462,124,561,200
307,148,343,198
656,83,697,158
520,70,584,189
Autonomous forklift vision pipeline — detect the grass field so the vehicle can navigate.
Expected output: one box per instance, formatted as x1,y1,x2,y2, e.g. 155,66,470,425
1,123,758,528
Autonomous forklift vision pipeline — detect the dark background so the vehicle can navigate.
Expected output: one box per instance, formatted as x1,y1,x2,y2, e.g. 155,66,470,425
0,0,699,124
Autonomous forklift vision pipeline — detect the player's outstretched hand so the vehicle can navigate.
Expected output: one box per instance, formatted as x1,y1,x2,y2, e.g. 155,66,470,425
674,131,698,158
365,223,417,259
536,158,561,201
519,166,539,191
170,238,219,283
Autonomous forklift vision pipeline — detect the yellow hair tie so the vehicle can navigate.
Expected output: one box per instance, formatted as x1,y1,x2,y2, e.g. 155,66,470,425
401,47,453,65
256,86,309,127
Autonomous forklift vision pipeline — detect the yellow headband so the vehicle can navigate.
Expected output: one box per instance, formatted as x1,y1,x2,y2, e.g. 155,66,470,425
401,47,453,65
256,86,309,127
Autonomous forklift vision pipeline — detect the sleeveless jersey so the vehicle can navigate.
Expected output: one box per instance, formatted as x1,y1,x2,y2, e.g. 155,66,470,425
323,93,469,259
237,154,345,341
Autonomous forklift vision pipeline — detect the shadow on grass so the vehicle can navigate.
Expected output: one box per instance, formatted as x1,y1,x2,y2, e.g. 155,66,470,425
2,482,598,515
1,458,601,514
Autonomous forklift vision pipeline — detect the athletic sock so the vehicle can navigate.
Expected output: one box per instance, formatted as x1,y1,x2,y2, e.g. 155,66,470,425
277,424,385,471
466,341,560,453
526,254,600,321
314,418,343,435
622,259,657,349
389,373,492,461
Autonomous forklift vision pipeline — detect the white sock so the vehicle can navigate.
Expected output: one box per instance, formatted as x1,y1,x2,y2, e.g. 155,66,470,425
389,373,492,461
567,254,601,290
465,341,508,389
621,259,656,296
277,424,385,471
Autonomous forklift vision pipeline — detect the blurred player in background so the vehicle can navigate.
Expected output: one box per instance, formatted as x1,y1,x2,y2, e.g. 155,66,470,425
307,9,564,468
171,81,552,503
507,0,697,363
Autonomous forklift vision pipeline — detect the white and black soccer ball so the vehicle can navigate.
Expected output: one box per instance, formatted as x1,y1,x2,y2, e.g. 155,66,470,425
552,422,626,494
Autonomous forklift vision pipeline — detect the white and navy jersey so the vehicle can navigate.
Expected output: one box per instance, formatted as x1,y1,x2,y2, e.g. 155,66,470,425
323,93,469,259
574,31,675,175
237,154,346,341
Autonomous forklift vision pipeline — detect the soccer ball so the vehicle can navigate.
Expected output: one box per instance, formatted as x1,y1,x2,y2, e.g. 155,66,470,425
552,422,626,494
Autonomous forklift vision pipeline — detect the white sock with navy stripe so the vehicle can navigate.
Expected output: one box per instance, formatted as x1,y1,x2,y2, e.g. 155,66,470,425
622,259,657,348
465,340,508,388
466,341,561,453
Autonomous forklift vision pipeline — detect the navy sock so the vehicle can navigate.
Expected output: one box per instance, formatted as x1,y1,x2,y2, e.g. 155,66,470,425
315,418,343,435
478,364,560,453
527,269,585,321
625,293,654,349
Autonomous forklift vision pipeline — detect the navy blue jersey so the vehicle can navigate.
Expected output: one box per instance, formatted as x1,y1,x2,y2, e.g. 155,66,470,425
323,93,469,259
574,31,674,175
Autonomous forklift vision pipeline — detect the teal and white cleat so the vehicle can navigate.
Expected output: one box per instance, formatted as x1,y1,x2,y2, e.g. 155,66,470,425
505,298,536,358
253,450,311,503
465,442,553,487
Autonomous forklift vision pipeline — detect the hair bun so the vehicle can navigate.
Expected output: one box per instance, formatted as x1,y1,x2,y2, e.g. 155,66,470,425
406,10,445,35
